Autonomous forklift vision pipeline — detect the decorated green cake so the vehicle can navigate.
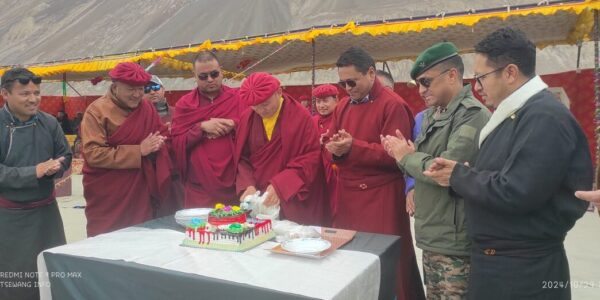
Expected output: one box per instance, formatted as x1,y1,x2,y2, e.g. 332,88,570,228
181,203,275,251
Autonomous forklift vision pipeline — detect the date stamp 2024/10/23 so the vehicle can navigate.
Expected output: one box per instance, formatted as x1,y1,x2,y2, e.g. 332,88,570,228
542,280,600,289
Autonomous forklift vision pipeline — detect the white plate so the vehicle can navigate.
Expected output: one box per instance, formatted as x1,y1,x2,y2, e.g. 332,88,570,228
281,238,331,254
174,208,212,226
175,208,212,218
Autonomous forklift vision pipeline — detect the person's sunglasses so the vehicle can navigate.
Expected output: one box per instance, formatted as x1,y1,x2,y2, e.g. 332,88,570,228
197,70,220,81
338,79,357,89
416,69,451,88
144,84,161,93
6,76,43,85
474,66,507,87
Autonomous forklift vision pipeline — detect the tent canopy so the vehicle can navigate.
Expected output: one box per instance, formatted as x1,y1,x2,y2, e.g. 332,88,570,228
0,0,597,81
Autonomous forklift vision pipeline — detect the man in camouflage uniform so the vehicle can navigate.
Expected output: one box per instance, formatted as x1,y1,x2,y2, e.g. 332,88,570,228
422,251,471,297
381,42,490,299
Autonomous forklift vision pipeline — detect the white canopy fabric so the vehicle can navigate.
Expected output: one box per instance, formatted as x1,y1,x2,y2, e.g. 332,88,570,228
0,0,597,86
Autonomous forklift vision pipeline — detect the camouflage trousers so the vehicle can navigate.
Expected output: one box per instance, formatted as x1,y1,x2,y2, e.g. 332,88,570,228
422,250,471,300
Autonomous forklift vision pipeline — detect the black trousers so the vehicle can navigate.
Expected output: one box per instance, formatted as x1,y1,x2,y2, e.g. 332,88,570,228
0,202,66,300
468,246,571,300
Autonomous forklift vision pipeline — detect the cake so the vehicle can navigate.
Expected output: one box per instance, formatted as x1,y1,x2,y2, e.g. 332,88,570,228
181,203,275,251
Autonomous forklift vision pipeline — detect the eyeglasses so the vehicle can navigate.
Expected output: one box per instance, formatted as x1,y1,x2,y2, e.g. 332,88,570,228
416,69,450,88
474,66,507,87
338,79,357,89
144,84,161,93
4,76,43,86
197,70,220,81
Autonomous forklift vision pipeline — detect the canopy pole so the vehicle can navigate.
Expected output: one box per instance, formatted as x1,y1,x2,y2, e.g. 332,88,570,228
311,40,316,114
576,40,582,72
62,73,68,114
594,9,600,193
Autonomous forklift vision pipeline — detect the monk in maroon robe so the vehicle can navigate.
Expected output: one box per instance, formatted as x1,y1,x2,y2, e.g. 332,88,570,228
312,84,340,224
325,47,424,300
81,62,174,237
171,52,246,208
235,72,326,225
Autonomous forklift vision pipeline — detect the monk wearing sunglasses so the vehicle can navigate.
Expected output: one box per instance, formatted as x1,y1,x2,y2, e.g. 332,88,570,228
171,51,246,208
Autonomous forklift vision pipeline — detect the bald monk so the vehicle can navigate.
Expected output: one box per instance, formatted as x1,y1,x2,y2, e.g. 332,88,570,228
235,72,326,225
81,62,174,236
171,51,246,208
324,47,423,300
312,84,340,221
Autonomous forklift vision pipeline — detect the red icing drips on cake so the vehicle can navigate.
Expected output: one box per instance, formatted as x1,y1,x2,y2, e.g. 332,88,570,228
184,206,274,249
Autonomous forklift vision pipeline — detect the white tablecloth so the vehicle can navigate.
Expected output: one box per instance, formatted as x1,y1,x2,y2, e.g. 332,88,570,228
38,227,380,300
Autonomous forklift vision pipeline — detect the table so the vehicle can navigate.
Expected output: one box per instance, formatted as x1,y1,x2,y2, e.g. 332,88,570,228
38,216,400,300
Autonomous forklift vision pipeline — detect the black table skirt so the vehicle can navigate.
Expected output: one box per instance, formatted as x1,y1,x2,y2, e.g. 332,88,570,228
43,216,401,300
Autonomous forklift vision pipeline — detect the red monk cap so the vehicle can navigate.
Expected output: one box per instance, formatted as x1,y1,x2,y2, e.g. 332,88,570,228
108,62,151,86
298,95,310,101
312,84,338,99
240,72,281,106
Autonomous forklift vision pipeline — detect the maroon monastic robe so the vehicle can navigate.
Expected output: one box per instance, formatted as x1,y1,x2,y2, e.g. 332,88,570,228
83,100,173,237
313,113,337,224
152,102,184,217
328,78,423,300
171,86,245,208
235,95,326,225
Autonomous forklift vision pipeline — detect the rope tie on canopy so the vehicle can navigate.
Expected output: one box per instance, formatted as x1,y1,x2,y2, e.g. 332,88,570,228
231,40,296,79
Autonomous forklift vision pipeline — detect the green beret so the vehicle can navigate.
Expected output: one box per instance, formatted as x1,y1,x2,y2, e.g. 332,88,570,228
410,42,459,80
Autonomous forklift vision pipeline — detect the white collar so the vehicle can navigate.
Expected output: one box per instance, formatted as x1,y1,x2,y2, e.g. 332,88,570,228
478,76,548,147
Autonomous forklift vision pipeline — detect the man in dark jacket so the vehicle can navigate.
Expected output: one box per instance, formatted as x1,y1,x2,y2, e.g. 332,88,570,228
0,67,72,300
424,27,592,300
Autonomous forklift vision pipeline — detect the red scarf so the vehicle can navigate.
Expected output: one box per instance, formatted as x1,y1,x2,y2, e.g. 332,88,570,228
83,100,172,236
235,95,326,225
171,87,244,189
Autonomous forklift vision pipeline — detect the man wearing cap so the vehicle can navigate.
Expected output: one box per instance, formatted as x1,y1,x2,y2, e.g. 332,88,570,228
81,62,174,236
0,67,72,300
312,84,339,222
145,75,174,123
424,28,592,299
235,72,326,225
171,51,246,208
381,42,490,299
144,74,184,216
324,47,423,300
